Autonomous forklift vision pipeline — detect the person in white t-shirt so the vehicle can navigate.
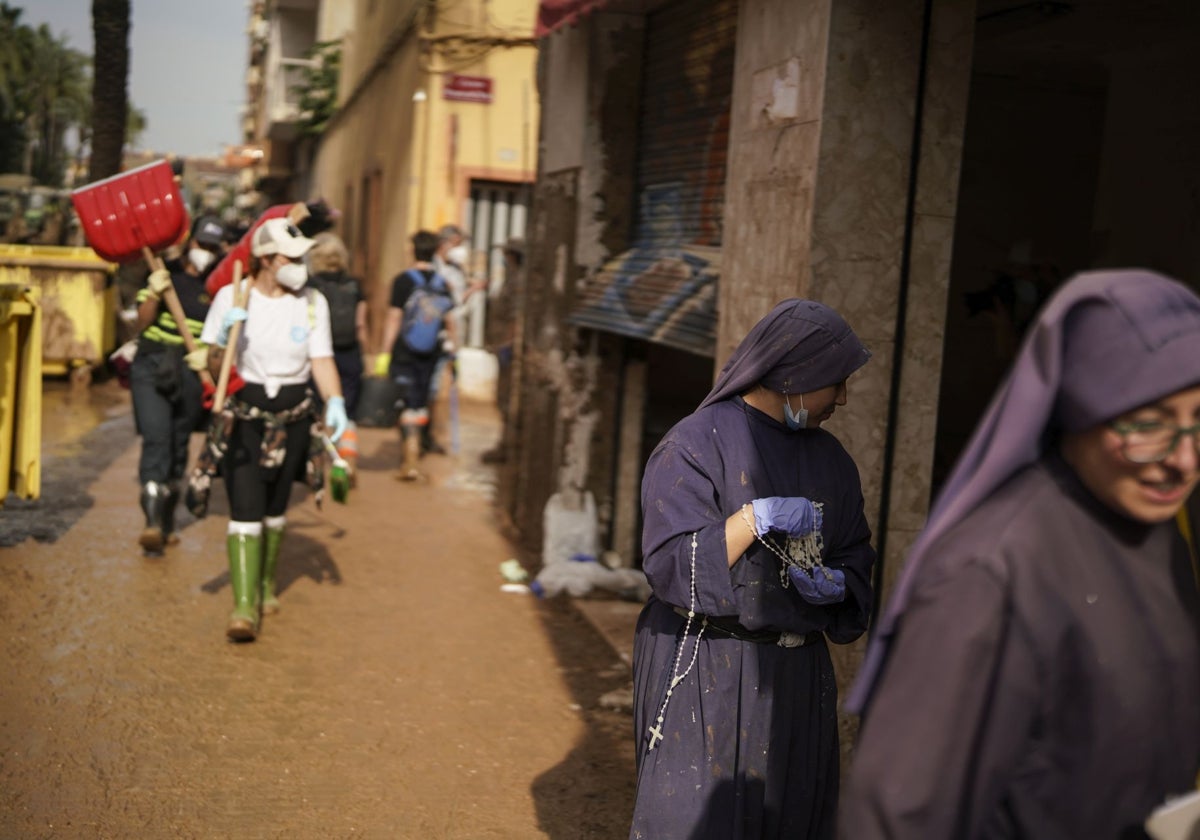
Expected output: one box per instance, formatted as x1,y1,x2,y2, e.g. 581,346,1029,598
199,217,347,642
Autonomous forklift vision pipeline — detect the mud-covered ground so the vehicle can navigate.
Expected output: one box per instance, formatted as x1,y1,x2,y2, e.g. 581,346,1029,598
1,378,137,546
0,381,637,838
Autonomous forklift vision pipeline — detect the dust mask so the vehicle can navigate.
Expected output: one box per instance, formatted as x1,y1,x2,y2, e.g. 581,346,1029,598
275,260,308,291
446,244,469,266
188,248,215,273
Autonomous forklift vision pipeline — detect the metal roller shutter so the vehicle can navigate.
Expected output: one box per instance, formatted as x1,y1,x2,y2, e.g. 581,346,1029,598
570,0,737,357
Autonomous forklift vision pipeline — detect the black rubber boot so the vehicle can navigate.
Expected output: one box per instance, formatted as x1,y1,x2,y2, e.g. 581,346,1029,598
162,481,181,546
138,481,168,556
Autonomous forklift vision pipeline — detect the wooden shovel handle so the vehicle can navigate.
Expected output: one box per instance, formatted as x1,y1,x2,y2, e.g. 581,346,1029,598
212,260,245,414
286,202,310,225
141,247,214,388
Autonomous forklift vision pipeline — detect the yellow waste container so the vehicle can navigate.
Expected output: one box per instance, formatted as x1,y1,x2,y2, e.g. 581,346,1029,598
0,244,117,377
0,285,42,504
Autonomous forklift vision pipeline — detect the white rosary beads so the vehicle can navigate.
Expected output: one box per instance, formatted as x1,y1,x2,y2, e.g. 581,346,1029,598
740,502,826,588
648,531,706,751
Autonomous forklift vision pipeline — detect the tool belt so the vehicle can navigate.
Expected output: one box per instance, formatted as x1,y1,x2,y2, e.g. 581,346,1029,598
673,607,821,648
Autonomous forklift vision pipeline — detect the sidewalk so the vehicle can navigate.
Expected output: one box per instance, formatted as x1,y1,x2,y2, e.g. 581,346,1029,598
0,381,639,837
573,597,640,665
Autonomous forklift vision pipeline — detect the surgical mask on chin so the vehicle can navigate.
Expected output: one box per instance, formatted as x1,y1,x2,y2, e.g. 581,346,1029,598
275,261,308,290
784,393,808,430
188,248,215,273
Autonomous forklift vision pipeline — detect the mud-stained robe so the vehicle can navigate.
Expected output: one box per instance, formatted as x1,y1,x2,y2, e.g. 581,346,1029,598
630,396,875,840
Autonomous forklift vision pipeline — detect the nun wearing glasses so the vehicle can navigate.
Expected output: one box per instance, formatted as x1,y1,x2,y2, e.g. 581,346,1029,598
843,270,1200,839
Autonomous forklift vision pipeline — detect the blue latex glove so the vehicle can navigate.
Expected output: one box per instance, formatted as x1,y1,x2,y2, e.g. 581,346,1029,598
787,565,846,605
324,396,348,443
216,306,248,346
750,496,821,537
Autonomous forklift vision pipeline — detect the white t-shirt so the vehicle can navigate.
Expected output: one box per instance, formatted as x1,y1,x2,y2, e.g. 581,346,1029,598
434,254,467,305
201,284,333,398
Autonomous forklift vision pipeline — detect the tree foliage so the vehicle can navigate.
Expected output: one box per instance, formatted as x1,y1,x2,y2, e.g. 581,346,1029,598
0,2,145,186
0,5,91,182
295,39,341,138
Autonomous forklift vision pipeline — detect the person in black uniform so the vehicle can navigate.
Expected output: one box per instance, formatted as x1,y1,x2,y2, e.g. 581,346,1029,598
130,215,225,555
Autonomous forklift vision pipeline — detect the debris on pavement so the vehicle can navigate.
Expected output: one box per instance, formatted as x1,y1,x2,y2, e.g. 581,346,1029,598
529,553,651,601
499,558,529,582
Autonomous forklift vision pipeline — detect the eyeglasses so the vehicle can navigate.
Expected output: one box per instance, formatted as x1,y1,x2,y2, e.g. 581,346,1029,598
1108,419,1200,464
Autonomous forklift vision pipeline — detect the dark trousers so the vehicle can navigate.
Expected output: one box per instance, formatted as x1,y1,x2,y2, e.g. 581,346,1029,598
390,355,439,411
130,348,203,484
333,347,364,418
224,383,311,521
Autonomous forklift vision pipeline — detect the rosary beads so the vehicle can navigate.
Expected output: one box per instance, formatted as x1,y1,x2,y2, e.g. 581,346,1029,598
648,531,706,751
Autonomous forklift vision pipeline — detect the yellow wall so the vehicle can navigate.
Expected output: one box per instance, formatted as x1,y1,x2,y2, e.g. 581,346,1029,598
419,19,540,227
313,0,538,351
314,35,423,347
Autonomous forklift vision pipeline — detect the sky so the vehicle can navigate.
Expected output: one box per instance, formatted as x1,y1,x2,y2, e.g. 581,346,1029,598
18,0,249,158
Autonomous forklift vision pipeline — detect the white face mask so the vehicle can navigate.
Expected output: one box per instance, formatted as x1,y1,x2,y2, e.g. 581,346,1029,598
275,260,308,290
445,244,469,266
188,248,215,273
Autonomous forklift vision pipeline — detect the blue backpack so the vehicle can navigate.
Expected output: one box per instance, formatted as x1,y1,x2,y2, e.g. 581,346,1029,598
400,269,453,354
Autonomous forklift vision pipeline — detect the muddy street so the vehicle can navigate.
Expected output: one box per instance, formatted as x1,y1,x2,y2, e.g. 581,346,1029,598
0,381,636,838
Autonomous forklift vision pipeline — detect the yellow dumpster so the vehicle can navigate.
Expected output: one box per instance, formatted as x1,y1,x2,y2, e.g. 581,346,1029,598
0,285,42,504
0,244,117,377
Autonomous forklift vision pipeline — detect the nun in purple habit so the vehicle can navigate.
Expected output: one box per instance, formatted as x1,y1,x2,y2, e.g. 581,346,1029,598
630,299,875,840
842,269,1200,839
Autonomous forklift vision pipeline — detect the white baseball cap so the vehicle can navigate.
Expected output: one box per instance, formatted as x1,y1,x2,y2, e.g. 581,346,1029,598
251,217,317,259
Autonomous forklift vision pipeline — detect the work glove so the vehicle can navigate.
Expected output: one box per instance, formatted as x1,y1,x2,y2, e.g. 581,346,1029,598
184,346,209,372
786,564,846,605
215,306,248,347
750,496,821,537
373,353,391,378
146,268,173,298
324,395,348,443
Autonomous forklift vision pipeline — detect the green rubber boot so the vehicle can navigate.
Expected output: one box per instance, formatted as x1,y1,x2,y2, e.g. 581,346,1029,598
226,532,262,642
262,525,284,616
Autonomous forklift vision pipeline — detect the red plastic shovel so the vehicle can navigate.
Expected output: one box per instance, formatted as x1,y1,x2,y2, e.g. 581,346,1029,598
71,160,214,389
71,159,188,261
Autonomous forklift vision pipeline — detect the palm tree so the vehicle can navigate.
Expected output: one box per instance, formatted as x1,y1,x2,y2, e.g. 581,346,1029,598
0,3,26,111
23,25,88,185
0,3,30,173
88,0,129,181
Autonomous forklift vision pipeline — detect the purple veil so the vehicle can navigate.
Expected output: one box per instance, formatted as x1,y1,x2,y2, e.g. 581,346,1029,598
847,269,1200,713
700,299,871,409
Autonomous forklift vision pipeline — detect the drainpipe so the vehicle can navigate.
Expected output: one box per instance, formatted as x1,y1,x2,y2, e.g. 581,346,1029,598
871,0,934,629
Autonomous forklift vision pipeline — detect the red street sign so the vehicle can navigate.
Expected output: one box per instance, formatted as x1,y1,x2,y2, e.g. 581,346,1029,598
444,74,493,104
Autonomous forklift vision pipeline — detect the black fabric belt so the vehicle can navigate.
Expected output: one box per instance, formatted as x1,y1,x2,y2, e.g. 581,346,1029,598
673,607,821,647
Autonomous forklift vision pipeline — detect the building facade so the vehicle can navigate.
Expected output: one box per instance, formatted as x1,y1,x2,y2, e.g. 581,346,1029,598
503,0,1200,698
242,0,540,351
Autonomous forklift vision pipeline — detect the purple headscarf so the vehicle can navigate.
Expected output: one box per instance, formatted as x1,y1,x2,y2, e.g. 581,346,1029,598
847,268,1200,713
699,299,871,409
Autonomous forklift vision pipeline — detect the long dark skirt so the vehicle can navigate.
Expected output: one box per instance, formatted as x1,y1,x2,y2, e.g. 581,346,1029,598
630,597,839,840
